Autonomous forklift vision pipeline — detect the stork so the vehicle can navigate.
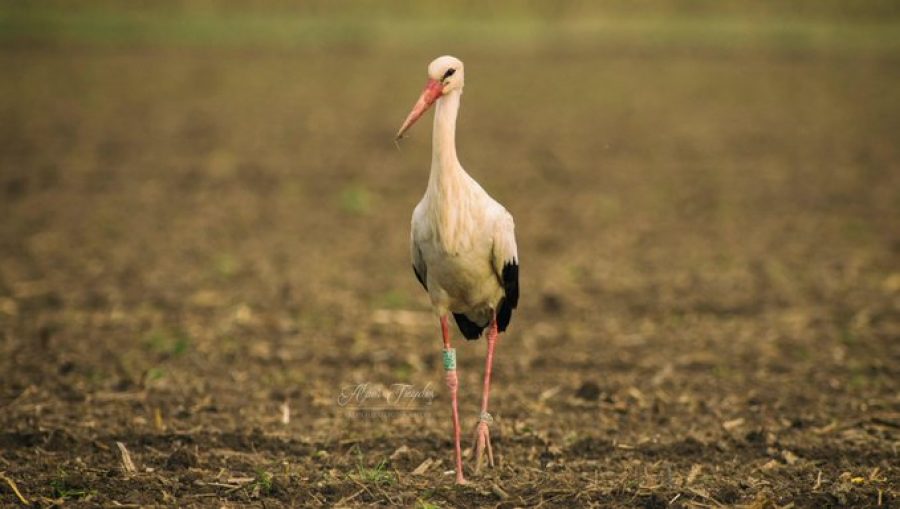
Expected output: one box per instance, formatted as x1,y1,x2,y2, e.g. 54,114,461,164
396,55,519,485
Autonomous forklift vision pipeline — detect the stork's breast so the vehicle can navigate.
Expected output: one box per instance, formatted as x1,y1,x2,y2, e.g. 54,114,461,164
426,247,502,310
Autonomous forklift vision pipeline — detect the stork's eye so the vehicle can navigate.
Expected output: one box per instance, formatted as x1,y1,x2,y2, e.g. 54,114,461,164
442,68,456,80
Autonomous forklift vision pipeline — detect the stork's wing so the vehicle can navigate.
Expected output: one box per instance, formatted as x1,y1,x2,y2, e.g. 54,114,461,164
491,211,519,331
411,235,427,291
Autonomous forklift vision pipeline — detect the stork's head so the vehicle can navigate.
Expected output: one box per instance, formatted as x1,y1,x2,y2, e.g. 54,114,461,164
395,55,465,140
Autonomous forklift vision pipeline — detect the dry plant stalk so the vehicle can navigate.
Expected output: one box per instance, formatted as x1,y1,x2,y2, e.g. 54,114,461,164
281,401,290,425
116,441,137,473
0,472,29,505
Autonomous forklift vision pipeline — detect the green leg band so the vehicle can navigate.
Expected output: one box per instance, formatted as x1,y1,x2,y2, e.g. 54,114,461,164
443,348,457,371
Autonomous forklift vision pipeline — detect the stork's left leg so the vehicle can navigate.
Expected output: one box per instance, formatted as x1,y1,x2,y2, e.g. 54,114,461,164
472,314,499,473
441,316,466,485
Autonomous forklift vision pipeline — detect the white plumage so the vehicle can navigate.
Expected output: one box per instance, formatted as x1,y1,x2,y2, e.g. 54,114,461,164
405,56,519,338
411,169,518,326
395,55,519,484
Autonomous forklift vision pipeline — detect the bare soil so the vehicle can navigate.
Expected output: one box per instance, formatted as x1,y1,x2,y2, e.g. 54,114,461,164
1,44,898,508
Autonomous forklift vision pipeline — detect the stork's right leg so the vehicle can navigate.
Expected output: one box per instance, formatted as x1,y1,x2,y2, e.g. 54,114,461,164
441,316,466,485
472,315,498,473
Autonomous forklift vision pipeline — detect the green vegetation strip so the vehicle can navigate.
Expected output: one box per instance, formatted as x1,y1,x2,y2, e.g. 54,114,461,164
1,7,899,54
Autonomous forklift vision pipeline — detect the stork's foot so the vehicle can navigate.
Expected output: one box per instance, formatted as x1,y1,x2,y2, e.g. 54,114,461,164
471,413,495,473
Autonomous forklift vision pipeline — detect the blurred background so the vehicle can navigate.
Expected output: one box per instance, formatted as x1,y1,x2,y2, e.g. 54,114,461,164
1,1,898,506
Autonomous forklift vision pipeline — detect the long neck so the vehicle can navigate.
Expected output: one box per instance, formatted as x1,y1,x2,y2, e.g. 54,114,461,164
426,89,470,251
428,89,462,191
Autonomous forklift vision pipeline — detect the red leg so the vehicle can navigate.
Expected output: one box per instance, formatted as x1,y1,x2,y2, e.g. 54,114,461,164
472,314,498,472
441,316,466,484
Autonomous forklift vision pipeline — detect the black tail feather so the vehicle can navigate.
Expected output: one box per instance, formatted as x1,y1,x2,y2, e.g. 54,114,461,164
497,261,519,332
453,313,486,340
453,261,519,339
497,297,514,332
501,262,519,309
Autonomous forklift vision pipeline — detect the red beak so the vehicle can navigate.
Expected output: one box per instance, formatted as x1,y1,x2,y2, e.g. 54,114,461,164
396,79,443,140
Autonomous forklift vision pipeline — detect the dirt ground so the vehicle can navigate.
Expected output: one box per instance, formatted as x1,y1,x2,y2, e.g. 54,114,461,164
1,17,899,509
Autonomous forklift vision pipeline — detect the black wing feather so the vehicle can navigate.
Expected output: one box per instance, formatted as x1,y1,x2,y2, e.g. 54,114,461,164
412,265,427,290
497,261,519,332
453,313,486,340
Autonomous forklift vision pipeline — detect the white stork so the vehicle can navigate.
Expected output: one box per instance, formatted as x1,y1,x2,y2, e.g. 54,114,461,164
396,55,519,485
